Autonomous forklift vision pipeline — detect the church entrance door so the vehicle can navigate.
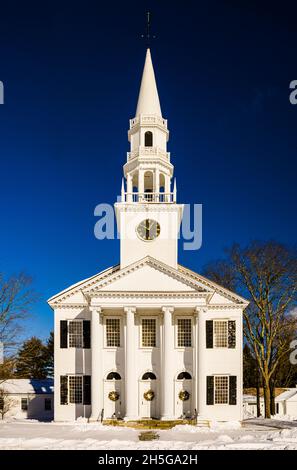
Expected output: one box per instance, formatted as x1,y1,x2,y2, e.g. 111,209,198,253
139,372,157,419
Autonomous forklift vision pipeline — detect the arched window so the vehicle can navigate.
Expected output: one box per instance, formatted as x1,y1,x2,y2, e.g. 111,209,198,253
106,372,121,380
144,131,153,147
177,371,192,380
142,372,157,380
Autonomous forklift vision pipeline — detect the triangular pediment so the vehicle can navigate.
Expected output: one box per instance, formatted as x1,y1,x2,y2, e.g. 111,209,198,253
84,258,208,295
48,256,248,307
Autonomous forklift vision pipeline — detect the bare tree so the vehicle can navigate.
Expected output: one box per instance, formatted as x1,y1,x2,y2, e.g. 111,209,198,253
0,272,37,384
204,241,297,418
0,388,15,420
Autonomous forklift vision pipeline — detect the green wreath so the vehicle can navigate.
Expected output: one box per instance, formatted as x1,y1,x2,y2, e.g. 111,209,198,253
179,390,190,401
143,389,155,401
108,390,120,402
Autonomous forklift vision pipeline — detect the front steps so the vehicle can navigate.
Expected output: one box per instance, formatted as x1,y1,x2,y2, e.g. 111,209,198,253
102,418,210,429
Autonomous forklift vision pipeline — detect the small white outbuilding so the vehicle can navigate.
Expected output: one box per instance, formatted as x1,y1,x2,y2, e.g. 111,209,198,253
275,388,297,417
243,388,297,419
0,379,54,421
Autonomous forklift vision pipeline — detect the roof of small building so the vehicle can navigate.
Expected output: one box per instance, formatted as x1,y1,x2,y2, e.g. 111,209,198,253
1,379,54,395
275,388,297,402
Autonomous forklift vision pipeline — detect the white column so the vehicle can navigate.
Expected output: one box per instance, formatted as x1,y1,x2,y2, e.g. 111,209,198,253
124,306,137,420
127,173,133,202
154,168,160,201
165,175,171,202
198,307,207,418
194,307,199,416
161,306,174,419
89,307,101,421
138,169,144,201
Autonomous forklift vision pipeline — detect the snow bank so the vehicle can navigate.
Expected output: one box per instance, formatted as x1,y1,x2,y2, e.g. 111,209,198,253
272,414,297,422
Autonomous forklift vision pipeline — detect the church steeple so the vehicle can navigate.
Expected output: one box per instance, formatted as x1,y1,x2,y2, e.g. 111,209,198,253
136,48,162,117
115,47,183,269
121,48,174,204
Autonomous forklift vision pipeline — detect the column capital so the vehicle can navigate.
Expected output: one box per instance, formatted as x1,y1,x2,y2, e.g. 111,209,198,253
89,306,102,314
194,306,207,313
161,306,174,314
124,306,136,314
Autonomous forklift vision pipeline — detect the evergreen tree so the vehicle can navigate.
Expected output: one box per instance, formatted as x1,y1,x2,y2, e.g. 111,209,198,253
44,332,54,378
15,337,48,379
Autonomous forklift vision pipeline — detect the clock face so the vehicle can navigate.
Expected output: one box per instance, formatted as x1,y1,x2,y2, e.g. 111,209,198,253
136,219,161,241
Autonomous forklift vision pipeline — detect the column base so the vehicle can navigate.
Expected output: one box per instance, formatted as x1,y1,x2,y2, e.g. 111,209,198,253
160,416,176,421
123,416,139,422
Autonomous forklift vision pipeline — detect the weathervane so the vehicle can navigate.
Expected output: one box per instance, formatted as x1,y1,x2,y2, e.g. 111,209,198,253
141,11,156,46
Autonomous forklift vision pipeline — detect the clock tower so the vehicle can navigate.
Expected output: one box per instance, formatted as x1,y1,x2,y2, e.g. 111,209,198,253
115,48,184,269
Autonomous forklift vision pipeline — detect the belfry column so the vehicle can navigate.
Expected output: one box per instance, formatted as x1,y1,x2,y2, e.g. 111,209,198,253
89,307,102,421
124,306,137,420
138,169,144,202
127,173,133,202
154,169,160,202
161,306,174,419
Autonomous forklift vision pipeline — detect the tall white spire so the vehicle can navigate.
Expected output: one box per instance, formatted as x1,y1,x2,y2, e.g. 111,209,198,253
135,48,162,117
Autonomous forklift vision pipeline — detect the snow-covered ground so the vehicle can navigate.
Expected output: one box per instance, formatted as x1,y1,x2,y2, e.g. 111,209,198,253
0,419,297,450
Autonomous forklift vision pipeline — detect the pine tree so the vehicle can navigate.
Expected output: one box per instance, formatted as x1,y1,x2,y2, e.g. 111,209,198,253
15,337,48,379
44,332,54,378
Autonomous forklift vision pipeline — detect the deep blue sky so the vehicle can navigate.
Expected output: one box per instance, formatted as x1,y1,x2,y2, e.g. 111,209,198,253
0,1,296,341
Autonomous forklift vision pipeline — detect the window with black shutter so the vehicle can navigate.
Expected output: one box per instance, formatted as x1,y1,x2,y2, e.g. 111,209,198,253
206,320,213,348
83,376,91,405
60,320,68,348
83,320,91,349
228,321,236,348
206,376,214,405
60,375,68,405
229,376,237,405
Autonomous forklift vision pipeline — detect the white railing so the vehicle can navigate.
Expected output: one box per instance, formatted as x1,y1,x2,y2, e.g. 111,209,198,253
127,147,170,162
122,192,175,203
129,115,168,129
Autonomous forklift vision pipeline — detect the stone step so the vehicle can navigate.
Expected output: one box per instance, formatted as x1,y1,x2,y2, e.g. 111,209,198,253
102,419,210,429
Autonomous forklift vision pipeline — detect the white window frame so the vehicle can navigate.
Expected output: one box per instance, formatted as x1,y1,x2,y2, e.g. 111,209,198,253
68,375,83,404
213,320,228,349
140,316,158,349
104,316,122,349
68,319,83,348
175,316,193,349
214,375,229,405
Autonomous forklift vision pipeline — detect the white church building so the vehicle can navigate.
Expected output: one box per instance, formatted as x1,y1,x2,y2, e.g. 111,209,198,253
48,49,248,423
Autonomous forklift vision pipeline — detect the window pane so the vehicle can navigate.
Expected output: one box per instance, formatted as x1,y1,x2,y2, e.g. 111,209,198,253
68,321,83,348
69,376,83,404
21,398,28,410
214,321,228,348
106,318,120,347
142,318,156,347
177,318,192,347
214,376,229,404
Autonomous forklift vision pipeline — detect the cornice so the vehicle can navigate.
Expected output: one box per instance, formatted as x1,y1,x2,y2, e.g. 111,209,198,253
89,291,206,299
114,203,184,213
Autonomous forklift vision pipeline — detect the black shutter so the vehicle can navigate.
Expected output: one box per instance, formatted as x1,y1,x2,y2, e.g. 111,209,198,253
83,320,91,349
229,376,237,405
60,376,68,405
228,321,236,348
206,376,214,405
206,320,213,348
83,376,91,405
60,320,68,348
